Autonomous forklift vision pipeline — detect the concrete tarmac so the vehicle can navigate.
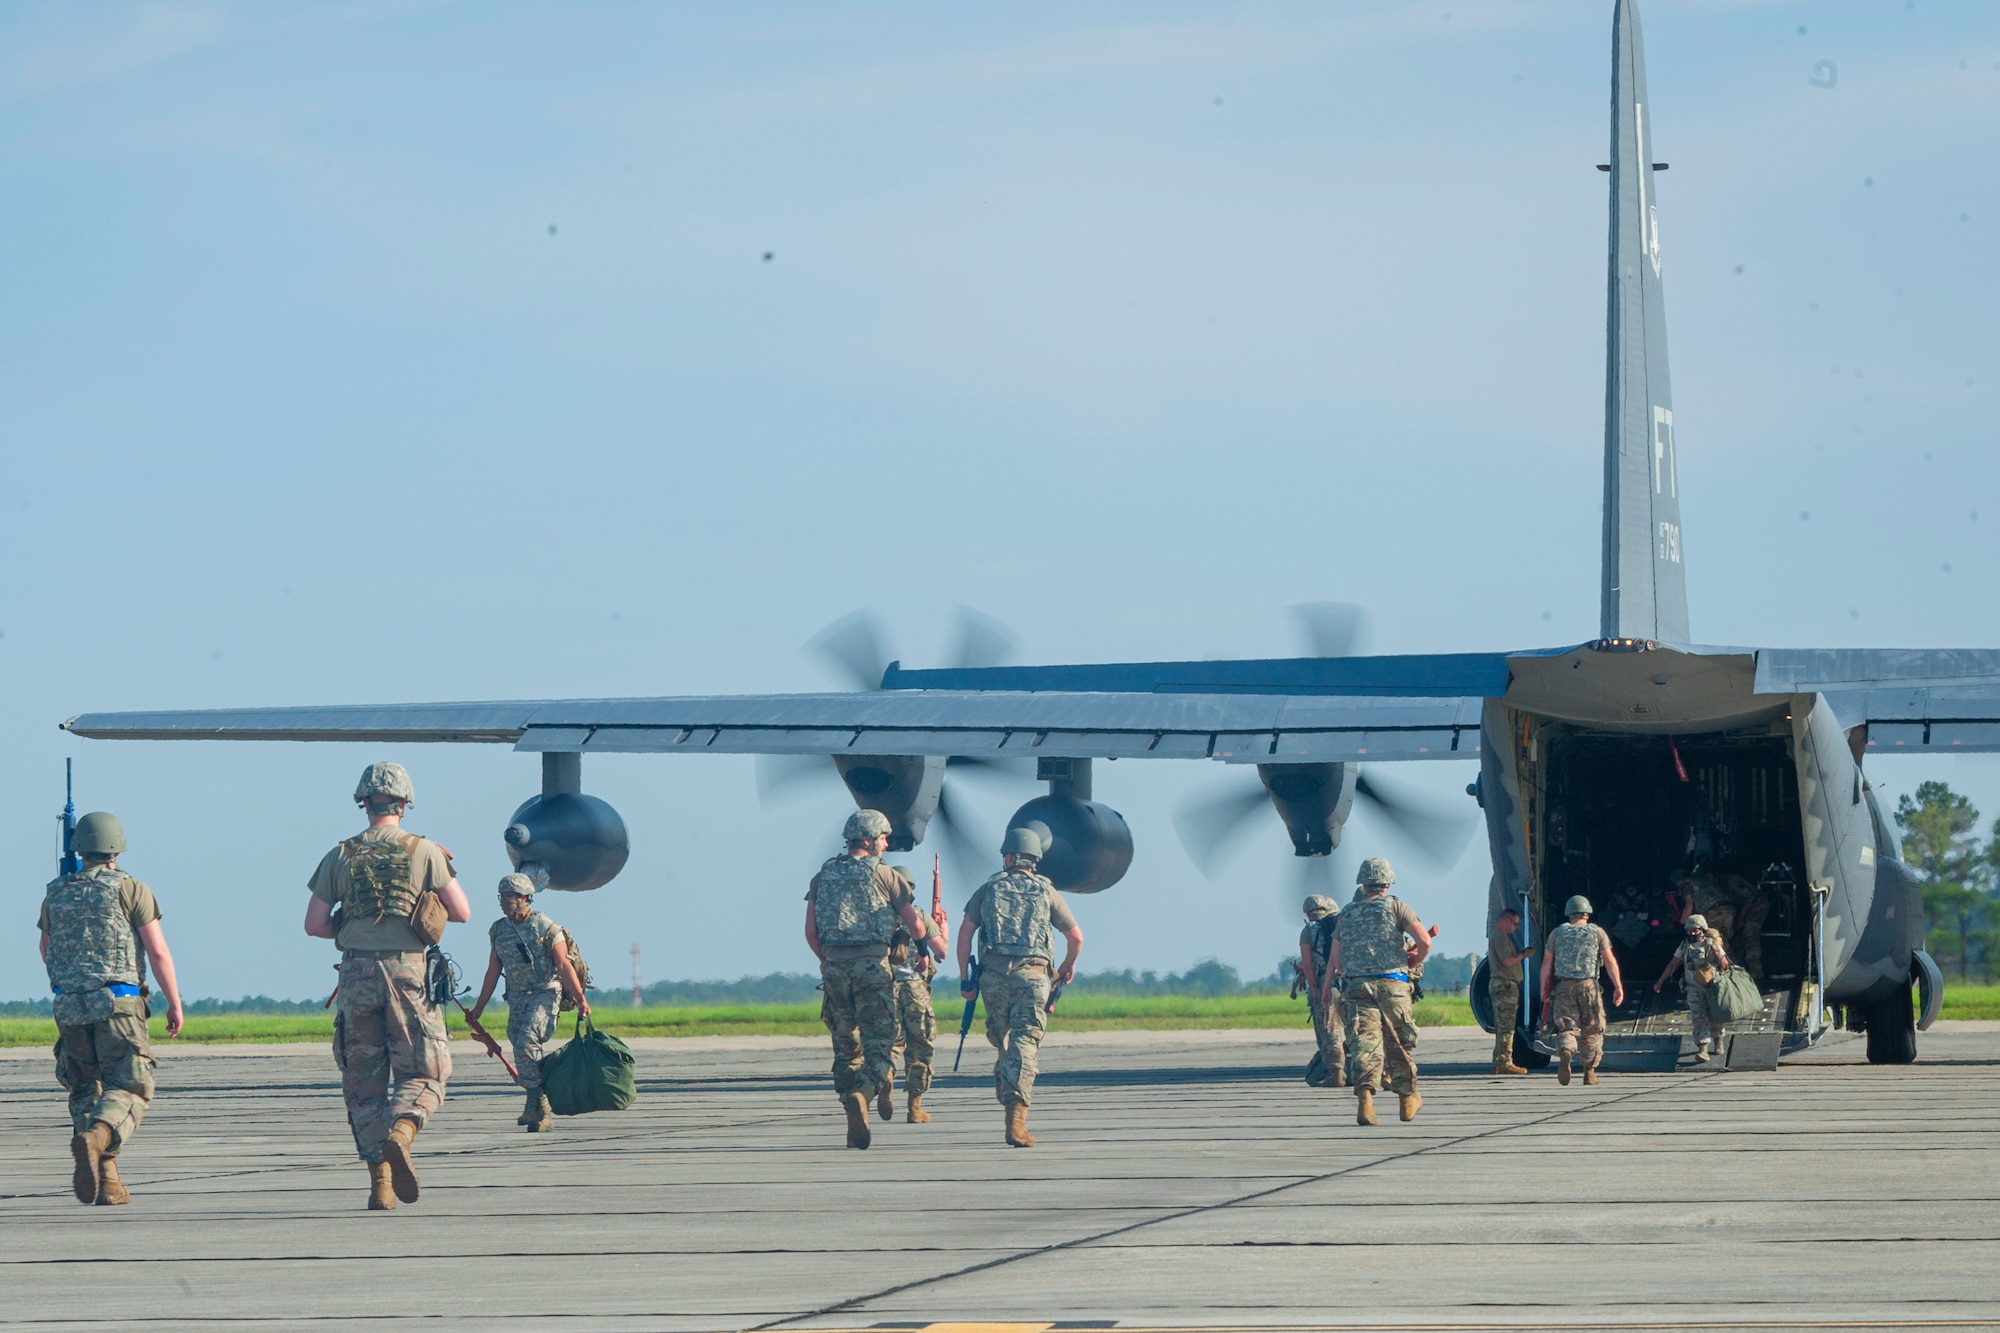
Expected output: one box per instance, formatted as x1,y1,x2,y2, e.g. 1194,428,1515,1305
1,1022,1996,1332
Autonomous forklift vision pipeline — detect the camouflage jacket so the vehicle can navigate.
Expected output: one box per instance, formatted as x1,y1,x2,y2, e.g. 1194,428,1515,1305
492,910,564,996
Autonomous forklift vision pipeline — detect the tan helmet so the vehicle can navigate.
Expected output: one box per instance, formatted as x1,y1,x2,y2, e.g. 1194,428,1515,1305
354,762,414,805
843,809,892,843
73,811,127,858
1685,913,1708,931
1356,856,1395,888
1303,894,1336,917
499,872,538,899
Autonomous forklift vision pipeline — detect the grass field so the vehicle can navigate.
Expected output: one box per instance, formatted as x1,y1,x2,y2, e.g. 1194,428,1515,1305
5,987,1995,1047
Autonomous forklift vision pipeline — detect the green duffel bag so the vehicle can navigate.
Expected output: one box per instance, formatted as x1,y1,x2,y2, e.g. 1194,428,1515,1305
1705,965,1765,1024
539,1013,637,1115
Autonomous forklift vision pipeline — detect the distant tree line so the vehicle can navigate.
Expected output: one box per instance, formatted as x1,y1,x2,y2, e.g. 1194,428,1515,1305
1896,780,2000,982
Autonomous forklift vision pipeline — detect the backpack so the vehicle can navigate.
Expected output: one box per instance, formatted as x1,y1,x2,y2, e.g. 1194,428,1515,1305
559,933,592,1013
539,1012,637,1115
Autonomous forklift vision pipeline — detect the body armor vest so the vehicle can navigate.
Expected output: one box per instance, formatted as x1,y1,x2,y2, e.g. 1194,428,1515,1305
812,854,897,947
338,830,423,924
1335,893,1409,976
493,911,562,994
44,867,142,1001
1549,921,1605,979
978,869,1054,959
1681,928,1725,984
1310,911,1340,976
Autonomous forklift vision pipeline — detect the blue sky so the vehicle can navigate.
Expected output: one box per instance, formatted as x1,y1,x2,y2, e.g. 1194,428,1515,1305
4,1,1997,1000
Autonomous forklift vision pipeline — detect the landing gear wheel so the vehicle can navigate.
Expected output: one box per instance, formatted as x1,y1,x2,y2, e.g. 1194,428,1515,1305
1864,984,1917,1065
1512,1031,1550,1071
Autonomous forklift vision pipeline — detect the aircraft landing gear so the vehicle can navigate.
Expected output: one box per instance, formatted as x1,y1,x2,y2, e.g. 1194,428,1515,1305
1864,984,1917,1065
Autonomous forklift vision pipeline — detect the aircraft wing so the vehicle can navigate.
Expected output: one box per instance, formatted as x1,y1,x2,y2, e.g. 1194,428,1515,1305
62,688,1486,764
1754,648,2000,754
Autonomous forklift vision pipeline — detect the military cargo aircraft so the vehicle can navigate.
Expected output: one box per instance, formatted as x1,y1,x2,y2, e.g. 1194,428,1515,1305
63,0,2000,1065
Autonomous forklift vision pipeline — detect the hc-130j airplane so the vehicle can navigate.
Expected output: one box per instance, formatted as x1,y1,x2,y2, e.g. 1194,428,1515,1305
64,1,2000,1065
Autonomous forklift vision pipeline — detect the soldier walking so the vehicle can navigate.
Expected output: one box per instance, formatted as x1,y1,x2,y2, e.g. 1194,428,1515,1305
1326,858,1430,1125
806,812,944,1149
1539,895,1624,1086
304,763,471,1210
1652,912,1731,1062
40,812,185,1205
958,827,1083,1148
881,865,945,1124
1297,895,1344,1087
466,872,592,1130
1488,906,1529,1075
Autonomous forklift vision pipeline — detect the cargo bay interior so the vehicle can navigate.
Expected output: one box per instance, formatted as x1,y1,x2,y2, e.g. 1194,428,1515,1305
1529,719,1813,1035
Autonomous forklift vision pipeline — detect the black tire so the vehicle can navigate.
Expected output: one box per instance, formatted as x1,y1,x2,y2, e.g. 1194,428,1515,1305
1512,1031,1551,1070
1864,984,1917,1065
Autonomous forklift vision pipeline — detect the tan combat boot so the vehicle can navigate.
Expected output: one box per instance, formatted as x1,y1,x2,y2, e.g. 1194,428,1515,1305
1355,1088,1378,1126
1399,1090,1422,1122
1004,1102,1035,1148
1557,1052,1573,1085
1494,1056,1528,1075
516,1092,537,1126
71,1122,112,1204
95,1156,130,1205
842,1093,872,1149
1694,1039,1712,1063
525,1092,553,1133
877,1070,895,1121
367,1161,396,1211
383,1116,422,1203
1583,1067,1600,1086
906,1093,930,1124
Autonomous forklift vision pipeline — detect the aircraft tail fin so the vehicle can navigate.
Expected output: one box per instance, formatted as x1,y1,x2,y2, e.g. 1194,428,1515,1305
1600,0,1690,644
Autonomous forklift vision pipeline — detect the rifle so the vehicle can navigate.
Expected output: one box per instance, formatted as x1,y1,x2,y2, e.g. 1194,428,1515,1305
953,945,981,1072
455,1000,520,1081
924,854,947,980
58,759,78,878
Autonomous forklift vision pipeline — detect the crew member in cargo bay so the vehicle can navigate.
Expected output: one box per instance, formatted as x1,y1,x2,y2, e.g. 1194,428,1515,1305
465,872,592,1131
806,810,944,1149
1539,895,1625,1086
1653,912,1733,1063
1326,857,1431,1125
305,763,471,1210
960,826,1084,1148
40,811,185,1206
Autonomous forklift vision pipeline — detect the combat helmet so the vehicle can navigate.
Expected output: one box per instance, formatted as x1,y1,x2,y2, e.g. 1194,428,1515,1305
1001,826,1045,859
1356,856,1396,889
72,811,127,859
499,872,538,899
1303,894,1337,917
354,762,415,806
1564,894,1593,918
843,809,892,843
1685,913,1708,931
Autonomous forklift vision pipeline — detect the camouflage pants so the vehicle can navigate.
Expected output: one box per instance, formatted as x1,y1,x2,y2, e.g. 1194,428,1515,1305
1490,976,1522,1063
1685,979,1726,1047
1548,977,1605,1069
507,989,562,1093
1346,978,1418,1095
889,974,936,1097
333,954,452,1163
981,957,1051,1107
822,956,897,1101
54,1007,154,1151
1309,992,1345,1076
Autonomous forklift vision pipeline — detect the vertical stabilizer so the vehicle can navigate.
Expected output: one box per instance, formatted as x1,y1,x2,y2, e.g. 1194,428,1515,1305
1600,0,1690,644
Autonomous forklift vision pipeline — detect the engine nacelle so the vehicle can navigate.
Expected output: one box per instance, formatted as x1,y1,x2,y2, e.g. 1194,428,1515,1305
505,792,630,891
1258,762,1358,857
1007,793,1134,894
833,754,944,852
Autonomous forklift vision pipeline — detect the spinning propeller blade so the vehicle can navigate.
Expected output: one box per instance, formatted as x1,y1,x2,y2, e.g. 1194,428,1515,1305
1172,779,1272,880
1353,772,1478,871
1287,602,1370,659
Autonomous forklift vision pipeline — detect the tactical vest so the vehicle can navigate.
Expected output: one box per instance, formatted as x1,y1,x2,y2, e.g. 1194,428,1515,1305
1681,928,1726,984
979,869,1054,959
812,854,897,947
1549,921,1605,979
1310,911,1340,976
493,911,562,995
44,867,142,1001
1335,893,1408,976
338,829,424,924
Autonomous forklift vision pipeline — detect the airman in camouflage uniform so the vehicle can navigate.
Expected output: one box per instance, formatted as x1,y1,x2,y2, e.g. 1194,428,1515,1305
1297,895,1344,1087
881,866,944,1124
39,812,185,1205
807,811,944,1149
1327,857,1430,1125
1653,913,1732,1062
1487,906,1529,1075
304,763,472,1210
1539,895,1625,1086
466,872,593,1130
959,826,1084,1148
